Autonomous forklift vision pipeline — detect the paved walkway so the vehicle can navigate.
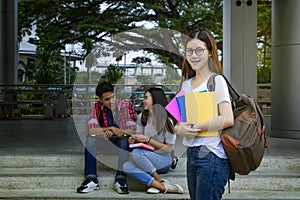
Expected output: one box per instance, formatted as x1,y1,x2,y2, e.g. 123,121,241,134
0,115,300,156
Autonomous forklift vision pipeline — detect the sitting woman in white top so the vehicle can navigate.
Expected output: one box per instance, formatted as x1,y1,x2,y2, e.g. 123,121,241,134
123,87,183,194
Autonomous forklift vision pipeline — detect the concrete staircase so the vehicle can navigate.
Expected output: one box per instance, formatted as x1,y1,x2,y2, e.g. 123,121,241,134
0,154,300,199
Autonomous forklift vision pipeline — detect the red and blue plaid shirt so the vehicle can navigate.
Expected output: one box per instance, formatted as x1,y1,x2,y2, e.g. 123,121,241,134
88,99,137,131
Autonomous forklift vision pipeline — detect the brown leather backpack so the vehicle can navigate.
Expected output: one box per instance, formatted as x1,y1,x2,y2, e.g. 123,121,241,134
207,74,267,176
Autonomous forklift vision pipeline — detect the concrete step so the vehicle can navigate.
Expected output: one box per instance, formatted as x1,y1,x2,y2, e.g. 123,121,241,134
1,154,300,169
1,189,300,200
1,166,299,191
0,154,300,199
0,189,191,200
0,154,187,191
0,167,185,190
0,154,108,169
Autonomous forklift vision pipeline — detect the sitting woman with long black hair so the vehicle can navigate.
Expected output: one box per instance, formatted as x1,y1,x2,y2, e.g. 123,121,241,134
123,87,183,194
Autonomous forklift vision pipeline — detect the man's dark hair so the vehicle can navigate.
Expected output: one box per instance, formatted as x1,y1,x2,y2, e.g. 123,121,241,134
96,81,114,97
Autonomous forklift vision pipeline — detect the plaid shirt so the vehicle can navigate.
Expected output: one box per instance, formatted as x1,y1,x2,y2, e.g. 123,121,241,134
88,99,137,131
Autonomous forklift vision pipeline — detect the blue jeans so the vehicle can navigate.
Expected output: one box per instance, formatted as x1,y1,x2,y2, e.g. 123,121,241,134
84,135,130,180
187,146,230,200
123,148,172,186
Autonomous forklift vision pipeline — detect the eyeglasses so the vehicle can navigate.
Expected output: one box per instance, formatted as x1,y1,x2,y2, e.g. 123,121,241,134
185,47,206,56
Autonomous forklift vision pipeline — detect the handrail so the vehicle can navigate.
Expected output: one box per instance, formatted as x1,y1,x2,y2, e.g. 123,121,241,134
0,83,272,118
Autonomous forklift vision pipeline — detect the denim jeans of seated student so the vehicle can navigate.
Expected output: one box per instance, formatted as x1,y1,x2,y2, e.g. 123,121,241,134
123,148,172,186
186,146,230,200
84,135,130,180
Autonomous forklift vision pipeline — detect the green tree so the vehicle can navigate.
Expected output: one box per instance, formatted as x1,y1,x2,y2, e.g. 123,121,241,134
34,47,65,84
19,0,272,80
257,0,271,83
131,56,152,66
18,0,223,69
99,64,124,84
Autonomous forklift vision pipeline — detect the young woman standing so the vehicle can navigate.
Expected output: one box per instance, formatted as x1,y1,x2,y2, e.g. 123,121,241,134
174,28,234,200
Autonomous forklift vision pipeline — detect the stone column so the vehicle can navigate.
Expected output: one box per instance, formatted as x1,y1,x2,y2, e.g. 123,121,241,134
271,0,300,139
0,0,18,86
223,0,257,98
0,0,18,118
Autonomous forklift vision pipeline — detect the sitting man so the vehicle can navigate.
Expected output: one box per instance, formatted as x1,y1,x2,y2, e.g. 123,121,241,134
77,81,137,194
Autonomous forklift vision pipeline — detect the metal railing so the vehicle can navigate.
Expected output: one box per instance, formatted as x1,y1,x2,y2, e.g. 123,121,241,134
0,83,271,119
0,84,179,118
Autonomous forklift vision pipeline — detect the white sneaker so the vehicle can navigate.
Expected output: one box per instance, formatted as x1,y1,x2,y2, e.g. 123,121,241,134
147,187,160,194
163,181,184,194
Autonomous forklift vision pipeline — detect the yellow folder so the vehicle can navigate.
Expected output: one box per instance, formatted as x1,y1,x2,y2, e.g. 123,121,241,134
185,92,218,137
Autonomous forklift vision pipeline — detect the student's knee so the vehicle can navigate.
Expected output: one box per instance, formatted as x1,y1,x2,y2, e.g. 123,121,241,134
130,149,144,161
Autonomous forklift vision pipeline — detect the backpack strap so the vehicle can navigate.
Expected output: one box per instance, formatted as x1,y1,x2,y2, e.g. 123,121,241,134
207,73,240,101
208,73,242,110
207,73,218,92
221,74,240,102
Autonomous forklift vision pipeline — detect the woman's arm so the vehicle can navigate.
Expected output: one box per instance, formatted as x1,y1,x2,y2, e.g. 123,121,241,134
131,134,173,152
88,126,112,136
148,138,173,153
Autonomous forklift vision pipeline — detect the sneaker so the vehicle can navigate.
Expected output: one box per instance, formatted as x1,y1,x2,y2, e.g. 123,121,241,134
114,179,129,194
162,181,184,194
77,177,100,193
147,187,160,194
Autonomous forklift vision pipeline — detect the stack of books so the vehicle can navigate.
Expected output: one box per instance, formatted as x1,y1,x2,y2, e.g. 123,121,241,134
165,90,218,137
129,143,154,151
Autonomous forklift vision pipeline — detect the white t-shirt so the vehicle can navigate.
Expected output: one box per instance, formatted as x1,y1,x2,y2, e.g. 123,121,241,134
136,113,176,151
180,74,230,159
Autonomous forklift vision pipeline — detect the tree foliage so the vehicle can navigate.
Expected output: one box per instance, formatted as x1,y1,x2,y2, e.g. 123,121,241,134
131,56,152,66
34,48,65,84
257,0,271,83
18,0,223,69
19,0,272,82
99,64,124,84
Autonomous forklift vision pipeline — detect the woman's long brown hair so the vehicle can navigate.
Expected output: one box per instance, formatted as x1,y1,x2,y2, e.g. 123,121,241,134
181,28,222,82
